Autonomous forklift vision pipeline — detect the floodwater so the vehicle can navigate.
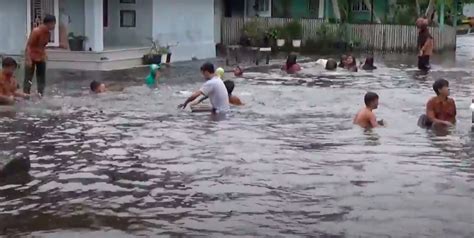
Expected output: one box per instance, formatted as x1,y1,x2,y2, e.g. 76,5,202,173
0,37,473,237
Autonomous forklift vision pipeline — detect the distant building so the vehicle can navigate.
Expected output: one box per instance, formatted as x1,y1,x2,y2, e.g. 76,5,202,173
0,0,217,70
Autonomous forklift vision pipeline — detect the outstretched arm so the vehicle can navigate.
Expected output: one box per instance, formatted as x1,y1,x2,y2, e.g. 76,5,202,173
192,96,209,105
178,91,203,109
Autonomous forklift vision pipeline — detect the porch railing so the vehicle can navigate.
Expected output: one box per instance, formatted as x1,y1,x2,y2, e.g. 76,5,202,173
221,17,457,52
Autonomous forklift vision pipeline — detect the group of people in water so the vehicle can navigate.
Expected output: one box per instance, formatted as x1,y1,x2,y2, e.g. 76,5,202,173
281,53,377,74
0,14,460,131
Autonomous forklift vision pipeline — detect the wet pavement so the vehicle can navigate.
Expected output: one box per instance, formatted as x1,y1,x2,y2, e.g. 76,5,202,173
0,36,473,237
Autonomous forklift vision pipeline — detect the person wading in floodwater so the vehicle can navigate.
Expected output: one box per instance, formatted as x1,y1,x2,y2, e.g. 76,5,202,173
24,14,56,97
416,17,434,71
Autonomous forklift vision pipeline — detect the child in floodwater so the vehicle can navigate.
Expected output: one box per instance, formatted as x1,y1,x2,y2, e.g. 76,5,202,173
361,57,377,70
224,80,244,106
282,54,301,74
0,57,30,105
338,55,347,68
216,67,225,80
233,66,243,77
354,92,384,128
418,79,456,127
344,55,358,72
145,64,161,88
315,58,338,71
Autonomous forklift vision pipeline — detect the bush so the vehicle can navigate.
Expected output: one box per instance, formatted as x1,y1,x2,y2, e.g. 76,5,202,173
242,20,265,46
285,20,303,40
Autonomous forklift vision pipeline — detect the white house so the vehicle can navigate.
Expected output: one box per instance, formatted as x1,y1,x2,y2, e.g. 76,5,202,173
0,0,218,71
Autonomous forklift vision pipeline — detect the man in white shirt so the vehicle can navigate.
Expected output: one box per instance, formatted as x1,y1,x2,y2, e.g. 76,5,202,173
178,62,230,113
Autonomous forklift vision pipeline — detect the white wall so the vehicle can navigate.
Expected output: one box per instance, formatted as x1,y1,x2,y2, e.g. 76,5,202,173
104,0,153,47
60,0,85,37
214,0,223,44
0,0,27,55
152,0,216,61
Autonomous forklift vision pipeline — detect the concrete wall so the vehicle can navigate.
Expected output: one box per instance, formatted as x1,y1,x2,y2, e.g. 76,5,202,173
0,0,27,55
104,0,153,47
60,0,85,37
215,0,223,44
152,0,216,61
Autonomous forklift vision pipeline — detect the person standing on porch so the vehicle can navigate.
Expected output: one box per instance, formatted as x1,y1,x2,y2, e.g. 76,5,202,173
24,15,56,96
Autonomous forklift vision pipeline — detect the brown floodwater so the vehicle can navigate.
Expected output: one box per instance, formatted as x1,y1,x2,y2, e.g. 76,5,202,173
0,36,473,237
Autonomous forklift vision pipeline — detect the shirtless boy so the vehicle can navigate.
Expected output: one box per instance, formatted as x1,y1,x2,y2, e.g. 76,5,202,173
424,79,456,127
353,92,383,128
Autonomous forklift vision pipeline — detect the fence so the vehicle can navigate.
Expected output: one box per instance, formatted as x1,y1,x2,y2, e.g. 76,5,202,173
221,17,457,52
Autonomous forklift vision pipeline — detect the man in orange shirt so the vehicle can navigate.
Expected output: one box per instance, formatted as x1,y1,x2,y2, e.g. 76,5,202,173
0,58,30,105
23,15,56,96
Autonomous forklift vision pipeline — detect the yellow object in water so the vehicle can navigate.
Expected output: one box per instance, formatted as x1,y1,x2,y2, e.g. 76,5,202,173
216,67,225,80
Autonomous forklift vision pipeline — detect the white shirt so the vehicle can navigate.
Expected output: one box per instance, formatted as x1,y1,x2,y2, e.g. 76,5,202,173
200,76,230,113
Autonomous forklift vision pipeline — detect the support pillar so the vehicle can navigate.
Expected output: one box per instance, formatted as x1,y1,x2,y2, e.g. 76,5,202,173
84,0,104,52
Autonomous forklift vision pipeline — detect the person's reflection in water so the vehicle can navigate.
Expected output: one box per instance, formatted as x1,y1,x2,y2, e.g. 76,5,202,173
363,129,381,146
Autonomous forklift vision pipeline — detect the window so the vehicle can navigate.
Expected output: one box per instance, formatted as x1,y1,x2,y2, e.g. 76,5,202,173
309,0,320,17
120,10,136,27
256,0,270,12
352,0,369,12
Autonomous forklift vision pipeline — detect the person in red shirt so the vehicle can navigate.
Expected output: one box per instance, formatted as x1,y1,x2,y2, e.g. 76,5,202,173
0,57,30,105
282,54,301,74
23,15,56,96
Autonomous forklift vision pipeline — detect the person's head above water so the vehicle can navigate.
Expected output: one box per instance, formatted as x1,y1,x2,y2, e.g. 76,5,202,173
339,55,347,67
233,66,243,77
216,67,225,79
345,55,357,67
200,62,215,80
433,79,450,97
90,80,106,93
1,57,18,76
325,58,338,70
286,54,298,68
224,80,235,96
364,92,379,109
43,14,57,31
362,57,377,70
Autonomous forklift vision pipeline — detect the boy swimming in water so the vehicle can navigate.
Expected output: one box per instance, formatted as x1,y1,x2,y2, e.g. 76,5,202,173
0,57,30,105
90,81,107,94
353,92,383,128
418,79,456,127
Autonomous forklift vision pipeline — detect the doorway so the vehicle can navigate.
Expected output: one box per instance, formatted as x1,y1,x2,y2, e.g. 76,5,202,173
27,0,60,47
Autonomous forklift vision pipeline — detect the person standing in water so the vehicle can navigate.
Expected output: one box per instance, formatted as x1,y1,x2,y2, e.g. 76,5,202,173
417,17,433,71
353,92,384,128
178,63,229,114
145,64,161,88
419,79,456,127
23,15,56,96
